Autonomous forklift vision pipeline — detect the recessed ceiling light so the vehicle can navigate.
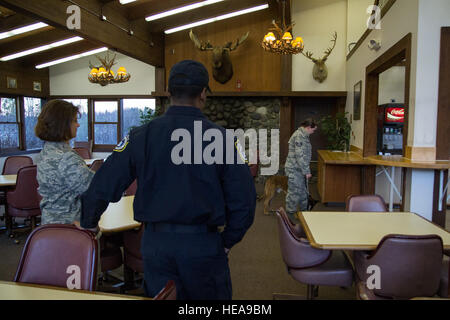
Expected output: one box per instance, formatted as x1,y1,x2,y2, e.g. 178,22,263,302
35,47,109,69
0,36,83,61
164,3,269,34
146,0,225,22
119,0,137,4
0,22,48,40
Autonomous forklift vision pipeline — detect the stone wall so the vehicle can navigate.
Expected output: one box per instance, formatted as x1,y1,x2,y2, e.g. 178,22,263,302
156,96,282,178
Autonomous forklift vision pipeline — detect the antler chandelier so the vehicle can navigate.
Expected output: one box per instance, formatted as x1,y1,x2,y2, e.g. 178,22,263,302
88,53,130,86
262,0,304,55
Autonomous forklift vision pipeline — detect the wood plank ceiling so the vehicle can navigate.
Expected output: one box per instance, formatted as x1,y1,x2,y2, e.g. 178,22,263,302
0,0,278,69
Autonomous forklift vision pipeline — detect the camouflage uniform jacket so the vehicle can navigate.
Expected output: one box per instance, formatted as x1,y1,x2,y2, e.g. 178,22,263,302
284,127,312,176
36,141,95,224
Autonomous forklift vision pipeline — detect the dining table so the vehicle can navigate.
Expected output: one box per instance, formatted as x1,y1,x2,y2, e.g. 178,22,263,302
298,211,450,251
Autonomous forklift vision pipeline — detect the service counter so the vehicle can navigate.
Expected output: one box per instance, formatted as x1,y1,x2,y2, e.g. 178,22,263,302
317,150,450,210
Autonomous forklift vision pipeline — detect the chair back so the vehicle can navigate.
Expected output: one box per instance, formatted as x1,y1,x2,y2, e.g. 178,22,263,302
346,194,387,212
123,224,144,273
89,159,104,172
124,179,137,196
154,280,177,300
14,224,98,291
7,165,41,211
73,147,91,159
74,141,92,156
368,234,443,299
276,208,330,269
2,156,33,175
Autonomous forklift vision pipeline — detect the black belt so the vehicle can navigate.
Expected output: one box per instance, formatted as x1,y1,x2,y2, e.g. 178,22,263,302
146,222,218,234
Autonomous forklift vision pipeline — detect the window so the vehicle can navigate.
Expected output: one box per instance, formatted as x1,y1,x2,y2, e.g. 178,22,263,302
93,100,119,147
0,97,20,152
122,99,155,137
24,97,43,150
63,99,88,142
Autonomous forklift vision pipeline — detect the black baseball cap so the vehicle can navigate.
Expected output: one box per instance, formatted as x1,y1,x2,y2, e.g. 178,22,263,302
168,60,212,93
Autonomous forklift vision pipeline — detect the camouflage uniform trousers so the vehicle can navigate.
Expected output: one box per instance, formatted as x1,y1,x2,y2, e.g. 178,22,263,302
285,168,308,223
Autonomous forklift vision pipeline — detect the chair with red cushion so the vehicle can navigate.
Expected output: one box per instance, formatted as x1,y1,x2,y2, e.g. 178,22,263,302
124,180,137,196
0,156,33,221
74,141,92,158
14,224,98,291
89,159,104,172
273,207,354,299
73,147,91,160
355,234,443,300
345,194,387,212
154,280,177,300
122,224,144,290
6,165,41,237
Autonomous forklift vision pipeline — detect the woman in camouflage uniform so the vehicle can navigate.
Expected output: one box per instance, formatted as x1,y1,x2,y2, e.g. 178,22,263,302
35,100,95,225
284,119,317,223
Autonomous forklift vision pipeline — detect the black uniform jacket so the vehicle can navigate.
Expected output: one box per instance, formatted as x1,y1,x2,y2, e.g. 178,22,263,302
80,106,256,249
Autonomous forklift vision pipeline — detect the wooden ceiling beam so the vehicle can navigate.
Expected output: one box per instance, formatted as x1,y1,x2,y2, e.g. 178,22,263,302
0,12,38,31
19,40,102,68
0,0,164,67
0,28,71,58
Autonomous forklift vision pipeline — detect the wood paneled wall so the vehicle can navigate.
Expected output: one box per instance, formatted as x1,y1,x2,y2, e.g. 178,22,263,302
0,61,49,97
164,10,282,92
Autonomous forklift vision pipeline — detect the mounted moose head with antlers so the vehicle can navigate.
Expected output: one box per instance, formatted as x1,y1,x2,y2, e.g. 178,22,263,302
189,29,249,84
302,32,337,83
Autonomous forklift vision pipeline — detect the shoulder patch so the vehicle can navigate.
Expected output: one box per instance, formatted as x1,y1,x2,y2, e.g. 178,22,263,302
113,135,129,152
235,139,248,163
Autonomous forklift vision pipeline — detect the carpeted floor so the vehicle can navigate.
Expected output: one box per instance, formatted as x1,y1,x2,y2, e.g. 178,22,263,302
0,177,448,300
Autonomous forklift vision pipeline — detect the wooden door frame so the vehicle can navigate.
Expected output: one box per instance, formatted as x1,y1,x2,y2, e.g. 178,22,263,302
362,33,412,198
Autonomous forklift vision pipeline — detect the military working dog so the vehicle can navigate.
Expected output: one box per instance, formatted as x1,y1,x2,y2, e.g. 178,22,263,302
260,175,317,215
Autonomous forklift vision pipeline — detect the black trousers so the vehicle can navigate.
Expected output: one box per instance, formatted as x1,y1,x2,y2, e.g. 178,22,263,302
141,223,232,300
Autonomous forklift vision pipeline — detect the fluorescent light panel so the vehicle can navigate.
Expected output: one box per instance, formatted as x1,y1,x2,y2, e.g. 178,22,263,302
35,47,108,69
119,0,137,4
0,36,83,61
164,3,269,34
146,0,225,22
0,22,49,40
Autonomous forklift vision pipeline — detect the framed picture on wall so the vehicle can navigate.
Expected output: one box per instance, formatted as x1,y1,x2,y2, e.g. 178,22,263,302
7,76,17,89
353,81,362,120
33,81,42,92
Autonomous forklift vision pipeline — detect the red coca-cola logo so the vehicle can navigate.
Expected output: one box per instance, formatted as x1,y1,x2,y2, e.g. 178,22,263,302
385,107,404,122
389,108,404,116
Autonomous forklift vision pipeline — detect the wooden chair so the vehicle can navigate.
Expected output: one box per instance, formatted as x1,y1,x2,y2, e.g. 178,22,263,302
154,280,177,300
6,165,41,237
14,224,98,291
73,147,91,159
345,194,387,212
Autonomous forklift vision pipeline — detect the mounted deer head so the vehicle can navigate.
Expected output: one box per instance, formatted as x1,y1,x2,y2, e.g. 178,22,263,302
189,29,249,84
302,32,337,83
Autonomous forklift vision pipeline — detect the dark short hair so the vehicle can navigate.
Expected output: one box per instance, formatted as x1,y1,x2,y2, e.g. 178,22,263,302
35,100,79,142
169,85,204,100
300,118,317,129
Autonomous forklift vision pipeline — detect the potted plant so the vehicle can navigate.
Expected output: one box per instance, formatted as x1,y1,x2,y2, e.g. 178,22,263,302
320,112,351,152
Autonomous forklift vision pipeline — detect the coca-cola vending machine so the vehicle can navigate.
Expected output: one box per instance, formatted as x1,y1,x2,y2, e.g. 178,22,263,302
377,103,405,155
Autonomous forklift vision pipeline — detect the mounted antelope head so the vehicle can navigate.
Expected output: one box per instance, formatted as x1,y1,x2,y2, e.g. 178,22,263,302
189,29,249,84
302,32,337,83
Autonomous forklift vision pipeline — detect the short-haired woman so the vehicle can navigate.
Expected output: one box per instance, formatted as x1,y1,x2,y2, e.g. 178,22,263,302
35,99,94,225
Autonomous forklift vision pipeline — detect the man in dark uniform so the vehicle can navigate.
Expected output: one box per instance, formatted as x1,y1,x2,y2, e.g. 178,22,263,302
79,60,256,300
